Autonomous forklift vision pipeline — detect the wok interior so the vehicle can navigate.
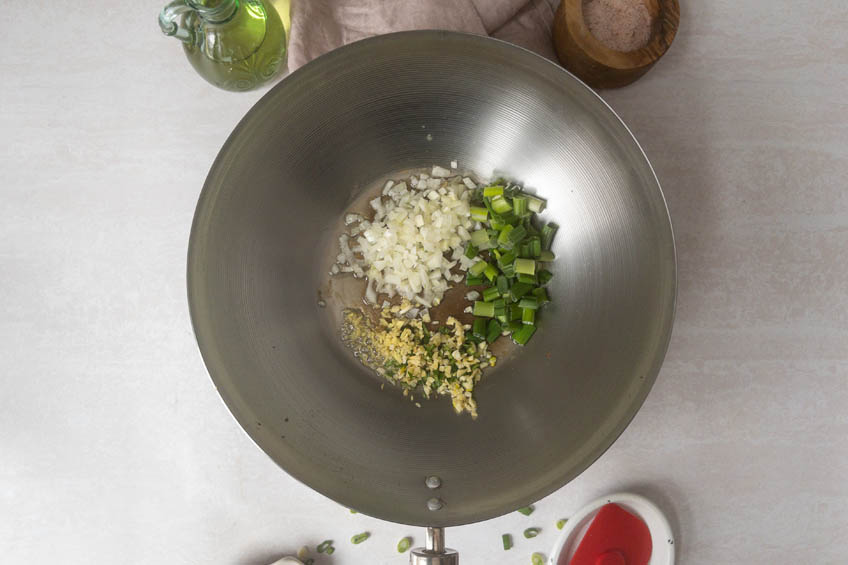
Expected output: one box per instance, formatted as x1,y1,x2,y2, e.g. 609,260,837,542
188,32,675,526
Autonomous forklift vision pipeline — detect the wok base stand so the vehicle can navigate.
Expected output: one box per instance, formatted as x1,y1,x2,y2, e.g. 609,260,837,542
410,527,459,565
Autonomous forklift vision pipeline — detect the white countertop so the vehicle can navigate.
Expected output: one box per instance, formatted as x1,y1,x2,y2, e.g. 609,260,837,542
2,1,847,564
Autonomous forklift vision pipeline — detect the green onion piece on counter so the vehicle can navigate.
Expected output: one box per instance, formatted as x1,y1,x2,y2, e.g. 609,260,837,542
510,281,534,301
473,301,495,318
483,185,505,197
496,275,509,295
491,195,513,214
522,308,536,325
556,518,568,530
483,287,501,302
397,537,412,553
483,263,499,281
533,287,550,304
351,532,370,544
466,273,484,286
538,269,554,285
497,224,514,247
539,250,556,262
349,509,357,513
508,224,527,244
512,324,537,345
519,297,539,310
513,195,528,216
532,552,546,565
470,206,489,222
510,304,523,321
527,195,547,213
317,540,333,554
515,258,536,275
469,260,489,276
517,505,535,516
541,222,558,250
326,546,335,555
486,319,502,343
524,527,541,539
472,318,487,339
464,243,478,259
531,237,542,258
517,273,537,284
502,533,513,550
470,229,490,249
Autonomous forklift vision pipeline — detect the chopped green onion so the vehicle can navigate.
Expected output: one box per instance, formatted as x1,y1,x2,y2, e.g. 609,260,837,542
514,258,536,275
501,263,515,278
326,546,335,555
532,287,550,303
490,216,506,231
512,324,536,345
470,206,489,222
523,527,541,539
519,242,532,258
492,298,506,309
541,222,558,250
508,224,527,244
473,301,495,317
522,308,536,325
497,250,516,269
498,224,514,247
532,552,546,565
519,297,539,310
351,532,370,544
349,509,357,514
497,275,509,295
517,273,537,284
491,195,513,214
486,319,502,343
510,304,523,321
464,243,478,259
491,248,502,260
502,533,513,550
556,518,568,530
510,281,534,300
483,185,505,197
472,318,487,339
508,320,523,333
517,505,535,516
397,537,412,553
537,269,554,285
469,260,489,276
527,195,547,213
513,195,528,216
482,287,501,302
539,250,555,262
530,237,542,258
483,263,499,281
470,229,490,249
466,273,484,286
317,540,334,554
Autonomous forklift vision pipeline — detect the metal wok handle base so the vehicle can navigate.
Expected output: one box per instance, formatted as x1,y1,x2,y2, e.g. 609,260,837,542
410,527,459,565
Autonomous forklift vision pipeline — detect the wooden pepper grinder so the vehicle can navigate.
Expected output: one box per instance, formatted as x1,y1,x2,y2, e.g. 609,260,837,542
553,0,680,89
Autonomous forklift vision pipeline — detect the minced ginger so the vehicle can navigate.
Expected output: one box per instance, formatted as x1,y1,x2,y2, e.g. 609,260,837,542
341,300,497,418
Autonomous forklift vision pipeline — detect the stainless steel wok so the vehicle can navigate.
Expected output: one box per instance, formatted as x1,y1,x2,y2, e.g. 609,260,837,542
188,31,676,563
